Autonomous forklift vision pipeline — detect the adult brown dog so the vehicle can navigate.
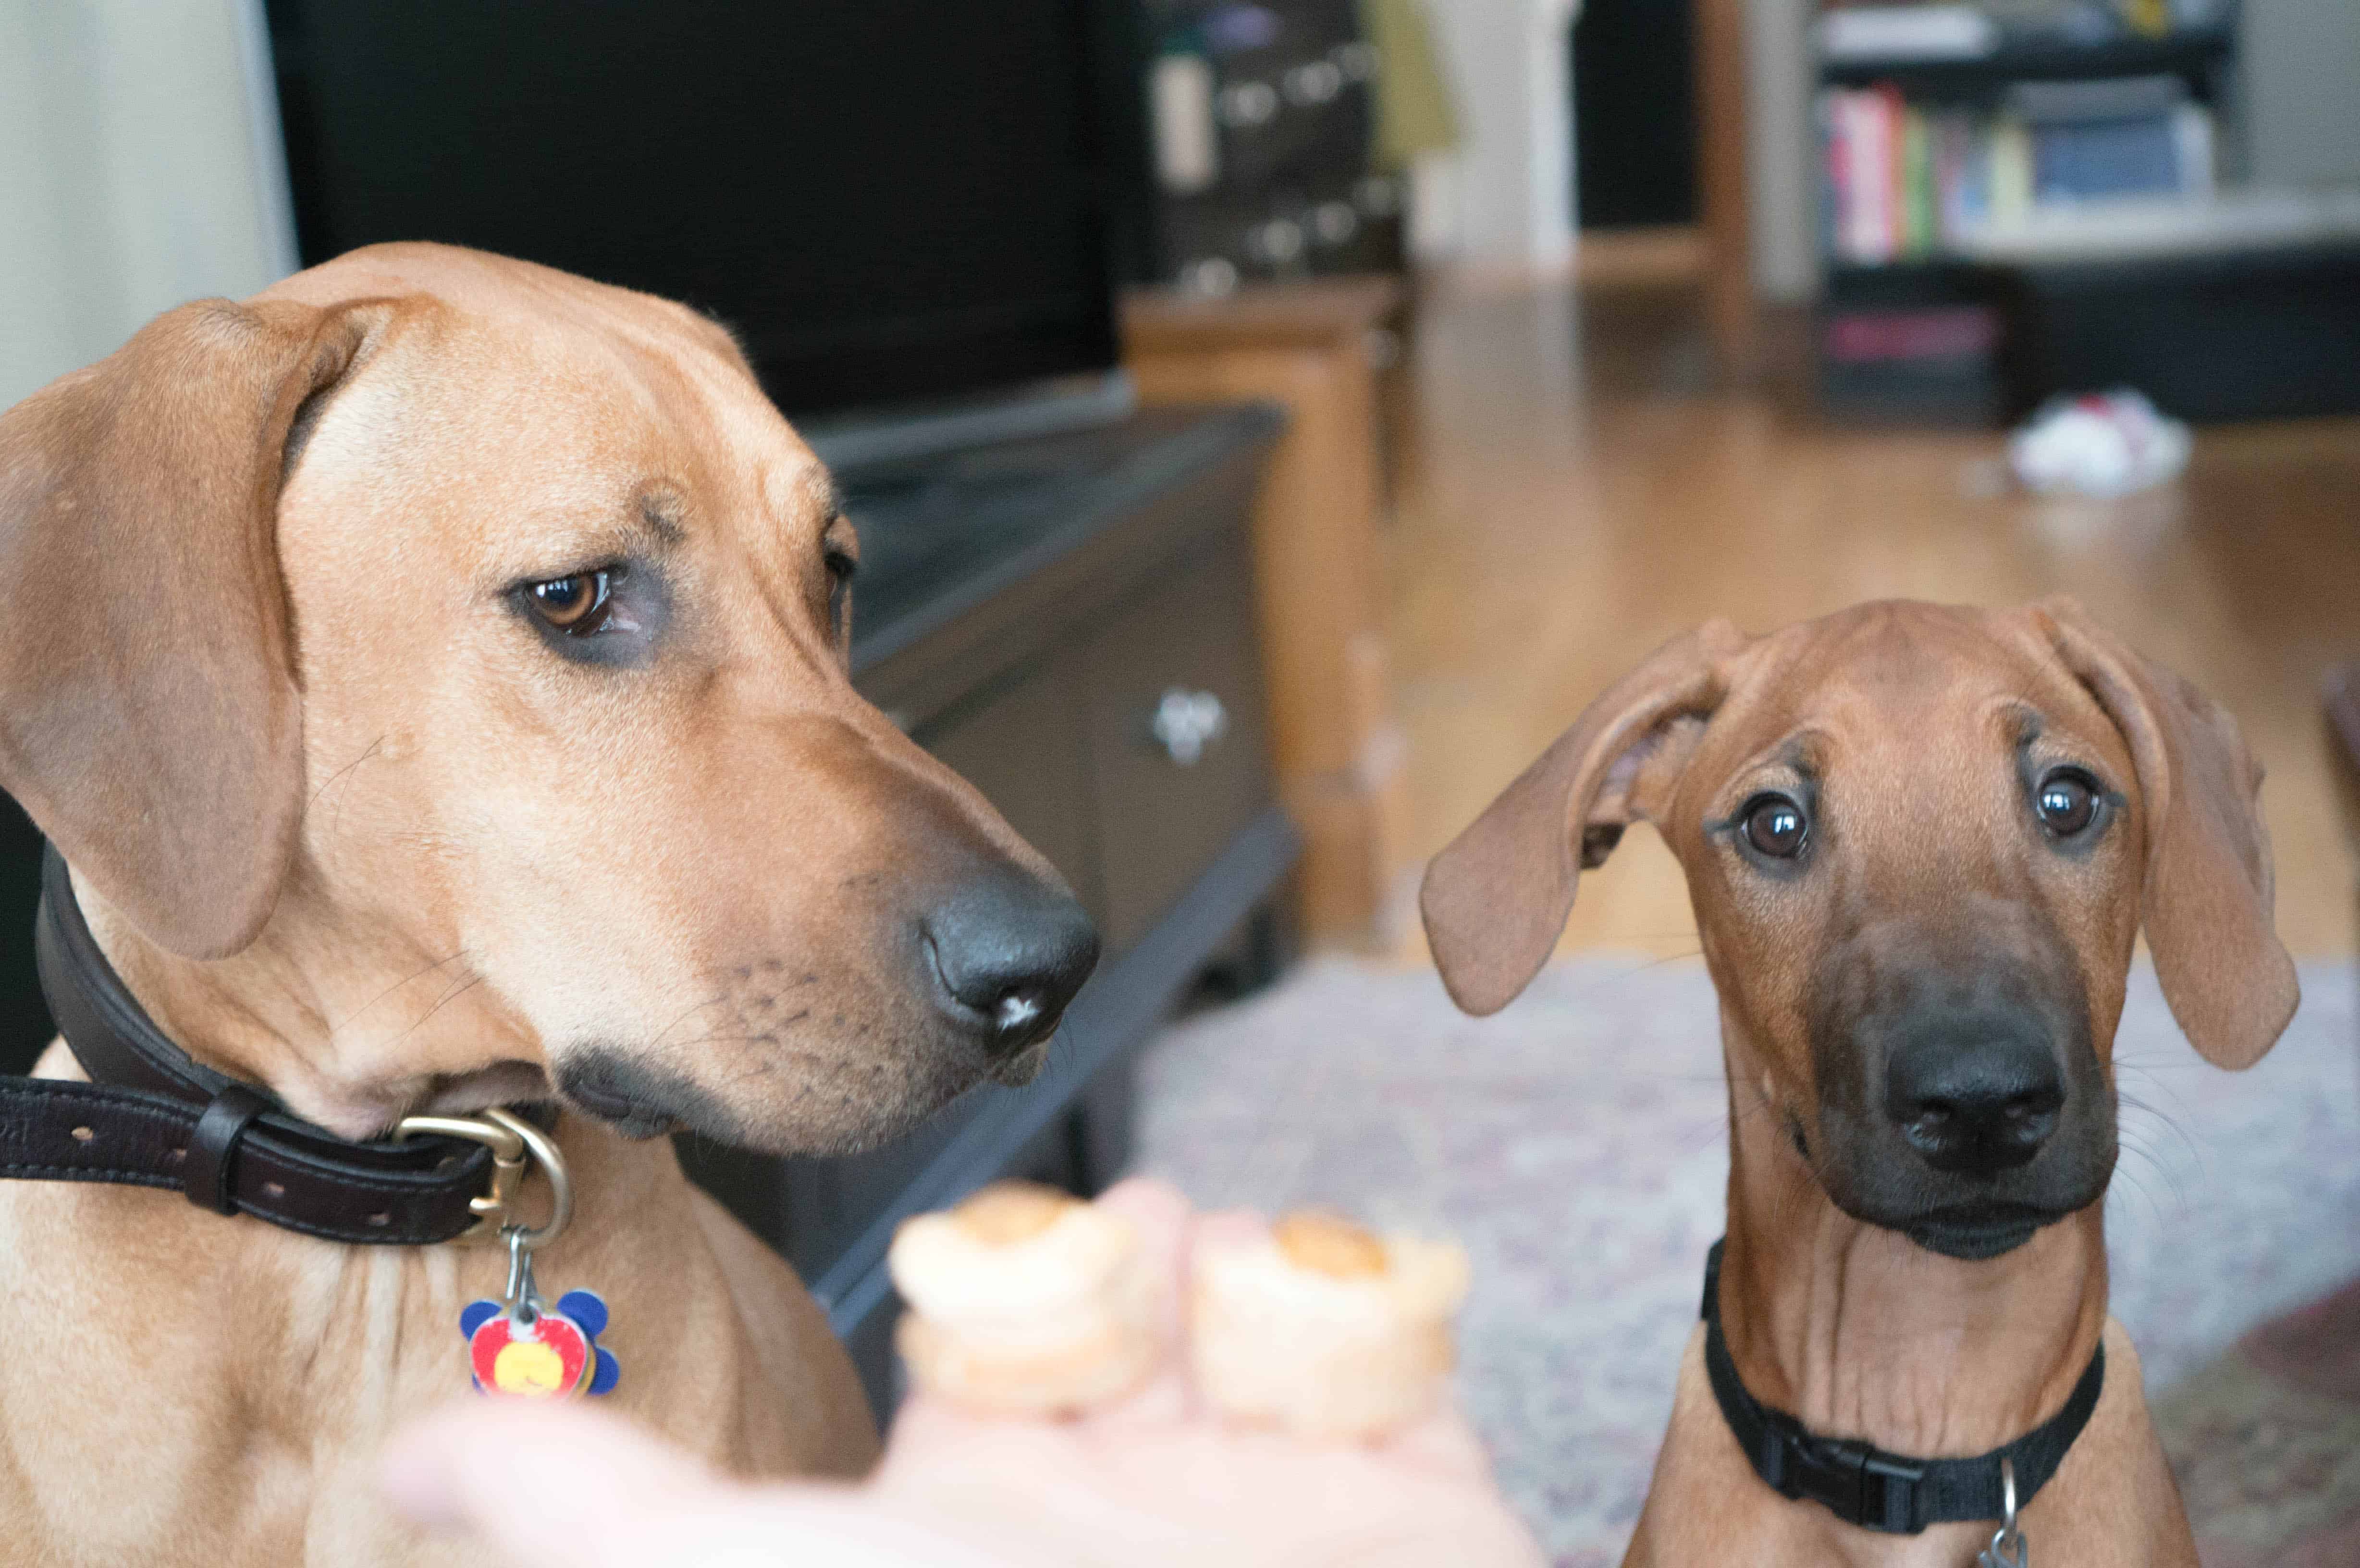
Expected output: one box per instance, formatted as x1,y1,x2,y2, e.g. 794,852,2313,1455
0,243,1097,1562
1423,601,2298,1568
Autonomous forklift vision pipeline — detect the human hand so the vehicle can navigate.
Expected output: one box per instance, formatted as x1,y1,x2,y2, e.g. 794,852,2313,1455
381,1179,1541,1567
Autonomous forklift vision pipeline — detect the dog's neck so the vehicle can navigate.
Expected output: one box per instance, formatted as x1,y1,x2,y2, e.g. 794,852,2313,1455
1716,1028,2110,1461
69,867,551,1140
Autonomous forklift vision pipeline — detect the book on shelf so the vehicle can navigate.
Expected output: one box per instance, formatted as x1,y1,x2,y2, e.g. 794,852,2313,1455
2009,75,2212,204
1820,72,2212,264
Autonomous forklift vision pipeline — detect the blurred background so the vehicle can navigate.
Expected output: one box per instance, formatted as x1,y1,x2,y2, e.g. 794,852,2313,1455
2,2,2356,1561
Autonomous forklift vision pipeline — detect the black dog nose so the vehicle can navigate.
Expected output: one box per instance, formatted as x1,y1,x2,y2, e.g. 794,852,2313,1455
1885,1025,2065,1176
924,869,1098,1057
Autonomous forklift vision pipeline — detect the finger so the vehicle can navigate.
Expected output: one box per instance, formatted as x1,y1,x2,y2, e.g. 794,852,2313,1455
1096,1204,1276,1429
1094,1176,1191,1348
1092,1176,1191,1286
380,1399,725,1565
1189,1207,1268,1254
1370,1403,1501,1481
1091,1174,1190,1225
1079,1178,1200,1429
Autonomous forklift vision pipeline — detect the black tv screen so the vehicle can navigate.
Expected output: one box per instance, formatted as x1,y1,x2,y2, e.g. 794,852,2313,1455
262,0,1146,421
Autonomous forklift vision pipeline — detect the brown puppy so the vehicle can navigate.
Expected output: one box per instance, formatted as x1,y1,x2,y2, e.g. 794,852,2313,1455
0,243,1097,1563
1423,601,2297,1568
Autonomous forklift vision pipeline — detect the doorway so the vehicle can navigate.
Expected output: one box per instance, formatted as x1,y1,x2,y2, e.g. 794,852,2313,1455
1571,0,1699,229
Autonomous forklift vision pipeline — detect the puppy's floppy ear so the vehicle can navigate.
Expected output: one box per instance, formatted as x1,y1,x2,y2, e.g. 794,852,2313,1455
1421,621,1746,1016
0,296,384,958
2031,597,2298,1068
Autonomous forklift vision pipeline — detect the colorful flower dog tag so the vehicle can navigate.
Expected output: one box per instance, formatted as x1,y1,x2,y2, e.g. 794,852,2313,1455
459,1231,620,1398
462,1292,618,1397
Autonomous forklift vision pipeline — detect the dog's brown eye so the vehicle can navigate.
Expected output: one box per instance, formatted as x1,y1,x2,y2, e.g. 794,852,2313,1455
2036,771,2098,836
1742,795,1807,858
527,570,612,634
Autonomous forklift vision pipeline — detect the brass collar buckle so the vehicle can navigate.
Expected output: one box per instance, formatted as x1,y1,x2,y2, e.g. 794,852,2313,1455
393,1107,574,1248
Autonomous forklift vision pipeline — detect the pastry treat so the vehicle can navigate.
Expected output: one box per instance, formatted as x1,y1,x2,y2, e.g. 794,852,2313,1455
1191,1210,1469,1440
889,1181,1161,1415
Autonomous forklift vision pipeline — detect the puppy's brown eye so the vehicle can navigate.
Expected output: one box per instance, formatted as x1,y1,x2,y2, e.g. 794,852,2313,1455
527,570,612,634
2036,771,2098,836
1742,794,1807,858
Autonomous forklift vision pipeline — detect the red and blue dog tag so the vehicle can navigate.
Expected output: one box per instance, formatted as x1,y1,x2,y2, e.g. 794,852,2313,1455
460,1236,619,1399
460,1291,619,1397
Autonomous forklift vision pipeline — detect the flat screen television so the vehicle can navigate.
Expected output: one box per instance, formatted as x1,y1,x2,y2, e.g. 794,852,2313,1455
256,0,1151,461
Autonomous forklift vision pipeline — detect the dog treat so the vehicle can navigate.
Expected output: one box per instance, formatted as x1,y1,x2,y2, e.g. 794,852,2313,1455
1191,1210,1468,1440
889,1181,1161,1415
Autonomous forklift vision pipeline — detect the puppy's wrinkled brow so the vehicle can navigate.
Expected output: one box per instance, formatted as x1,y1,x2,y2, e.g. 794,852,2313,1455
2004,702,2045,749
639,493,687,544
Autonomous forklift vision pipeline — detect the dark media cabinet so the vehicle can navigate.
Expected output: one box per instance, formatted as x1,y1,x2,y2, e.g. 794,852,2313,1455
0,405,1295,1419
679,405,1295,1413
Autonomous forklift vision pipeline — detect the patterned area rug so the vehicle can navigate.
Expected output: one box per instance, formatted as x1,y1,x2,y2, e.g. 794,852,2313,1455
1133,957,2360,1567
2155,1279,2360,1566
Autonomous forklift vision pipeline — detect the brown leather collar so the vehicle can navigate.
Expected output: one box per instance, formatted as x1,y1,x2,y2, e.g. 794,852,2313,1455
0,845,527,1245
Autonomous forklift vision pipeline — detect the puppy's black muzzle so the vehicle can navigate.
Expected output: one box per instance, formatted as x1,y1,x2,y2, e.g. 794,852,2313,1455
1811,966,2115,1260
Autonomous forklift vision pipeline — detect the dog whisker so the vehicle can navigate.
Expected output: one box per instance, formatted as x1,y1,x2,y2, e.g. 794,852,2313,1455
1582,948,1709,990
649,992,731,1049
328,947,472,1034
2103,1159,2179,1228
2113,1095,2198,1156
2110,1129,2191,1213
306,735,385,815
387,971,487,1046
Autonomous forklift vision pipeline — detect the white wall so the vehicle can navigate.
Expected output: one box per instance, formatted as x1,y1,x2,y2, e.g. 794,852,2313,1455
1419,0,1582,273
0,0,288,409
2243,0,2360,189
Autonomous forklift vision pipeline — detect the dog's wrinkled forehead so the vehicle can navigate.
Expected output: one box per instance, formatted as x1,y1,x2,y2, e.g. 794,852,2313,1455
1690,605,2136,806
264,245,841,578
268,244,793,465
261,241,753,371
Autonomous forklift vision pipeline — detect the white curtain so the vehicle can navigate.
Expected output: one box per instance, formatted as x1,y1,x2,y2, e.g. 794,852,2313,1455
0,0,287,408
1420,0,1582,273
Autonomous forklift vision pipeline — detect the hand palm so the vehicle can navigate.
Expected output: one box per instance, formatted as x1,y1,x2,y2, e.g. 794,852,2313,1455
381,1181,1541,1568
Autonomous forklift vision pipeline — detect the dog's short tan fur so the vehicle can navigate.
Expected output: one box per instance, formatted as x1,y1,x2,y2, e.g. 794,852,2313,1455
1424,601,2299,1568
0,244,1091,1563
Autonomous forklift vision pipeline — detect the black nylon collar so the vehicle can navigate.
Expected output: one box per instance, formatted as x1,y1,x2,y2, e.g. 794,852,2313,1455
0,845,525,1244
1700,1238,2105,1534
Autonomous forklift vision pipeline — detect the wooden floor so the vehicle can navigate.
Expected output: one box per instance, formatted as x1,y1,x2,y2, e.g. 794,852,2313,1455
1382,260,2360,961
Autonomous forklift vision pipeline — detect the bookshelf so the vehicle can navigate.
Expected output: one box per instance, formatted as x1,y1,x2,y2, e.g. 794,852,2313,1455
1818,24,2233,98
1811,8,2242,421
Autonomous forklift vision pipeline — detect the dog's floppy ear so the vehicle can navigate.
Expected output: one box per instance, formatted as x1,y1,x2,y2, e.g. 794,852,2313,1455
2031,597,2298,1068
0,296,382,958
1421,621,1746,1015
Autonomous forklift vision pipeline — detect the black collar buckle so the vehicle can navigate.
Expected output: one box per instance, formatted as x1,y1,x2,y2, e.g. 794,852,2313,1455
1757,1416,1926,1534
